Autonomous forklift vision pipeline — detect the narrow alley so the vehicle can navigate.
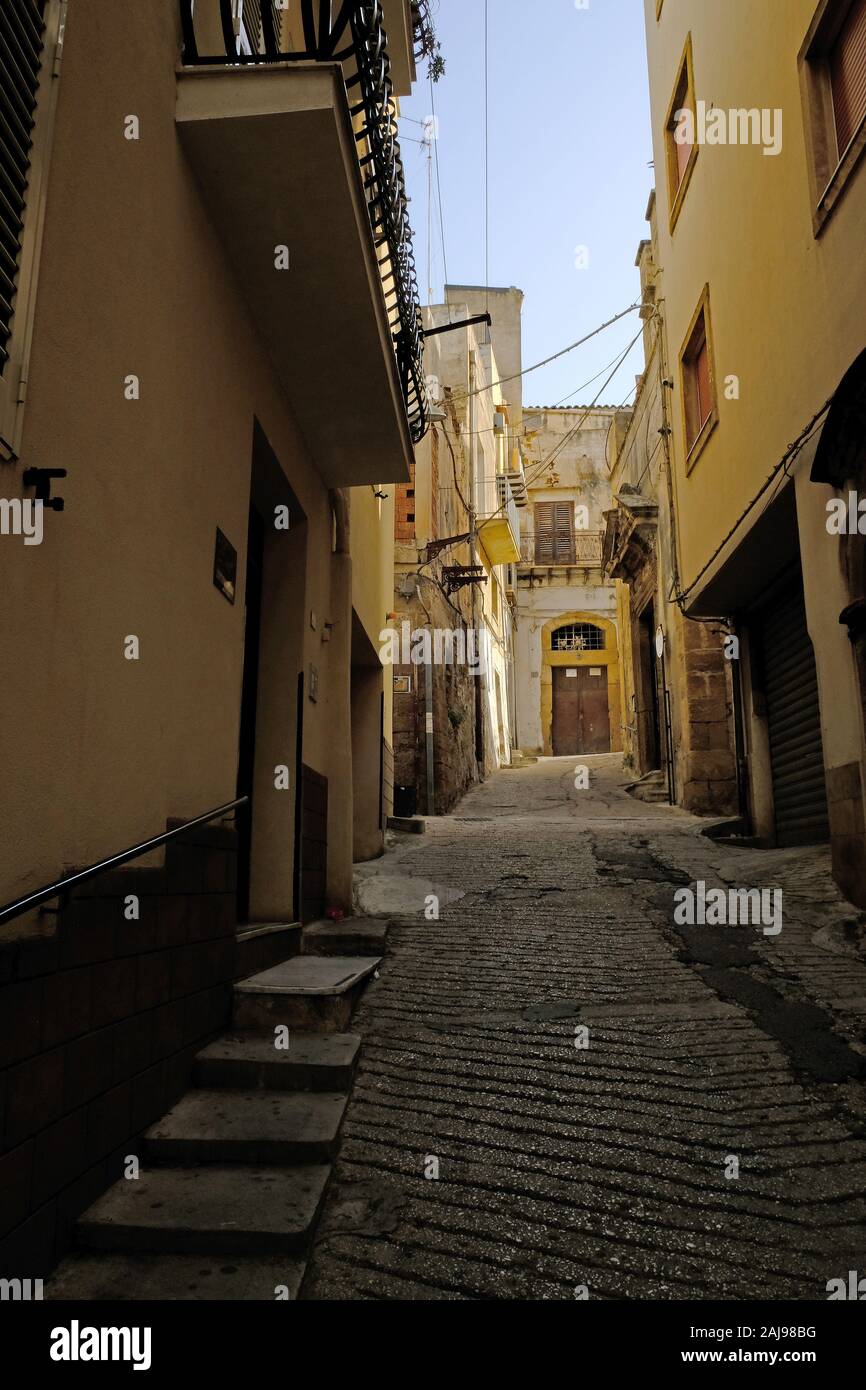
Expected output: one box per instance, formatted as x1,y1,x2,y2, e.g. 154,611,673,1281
304,756,866,1300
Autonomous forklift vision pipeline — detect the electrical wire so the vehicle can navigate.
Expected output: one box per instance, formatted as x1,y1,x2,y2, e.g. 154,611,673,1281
676,397,833,605
476,328,644,532
451,301,642,403
484,0,489,326
430,73,450,296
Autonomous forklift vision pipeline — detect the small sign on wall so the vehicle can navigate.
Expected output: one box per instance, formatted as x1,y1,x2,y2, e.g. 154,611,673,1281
590,667,602,677
394,673,413,695
566,669,577,678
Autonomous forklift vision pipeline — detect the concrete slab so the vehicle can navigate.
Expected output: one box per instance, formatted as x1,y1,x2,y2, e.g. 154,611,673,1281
144,1090,348,1164
233,956,381,1032
352,863,465,917
76,1165,330,1255
46,1252,305,1301
194,1033,361,1092
235,957,381,995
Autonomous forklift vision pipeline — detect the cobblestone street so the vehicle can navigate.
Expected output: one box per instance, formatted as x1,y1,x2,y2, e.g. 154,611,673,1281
304,756,866,1301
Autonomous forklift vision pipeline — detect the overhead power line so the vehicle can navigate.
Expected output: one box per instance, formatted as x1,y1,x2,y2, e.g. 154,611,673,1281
452,301,643,402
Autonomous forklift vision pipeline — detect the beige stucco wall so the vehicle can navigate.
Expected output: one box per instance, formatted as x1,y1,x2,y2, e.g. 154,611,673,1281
644,0,866,848
644,0,866,592
0,1,397,918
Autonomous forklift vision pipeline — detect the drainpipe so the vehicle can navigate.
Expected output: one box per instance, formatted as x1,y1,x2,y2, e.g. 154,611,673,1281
469,352,484,771
425,632,436,815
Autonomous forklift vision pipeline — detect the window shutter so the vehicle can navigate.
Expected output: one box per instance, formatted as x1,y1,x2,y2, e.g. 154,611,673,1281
535,502,576,562
0,0,47,376
675,126,692,184
553,502,576,562
831,0,866,156
695,335,711,429
534,502,555,563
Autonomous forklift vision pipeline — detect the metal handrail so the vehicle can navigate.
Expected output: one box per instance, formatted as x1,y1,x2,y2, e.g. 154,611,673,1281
177,0,429,445
0,797,248,927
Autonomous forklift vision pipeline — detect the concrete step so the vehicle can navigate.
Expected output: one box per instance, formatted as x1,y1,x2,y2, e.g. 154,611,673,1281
75,1165,330,1256
194,1032,361,1092
144,1089,348,1165
232,956,381,1032
387,816,425,834
302,917,388,958
46,1251,305,1301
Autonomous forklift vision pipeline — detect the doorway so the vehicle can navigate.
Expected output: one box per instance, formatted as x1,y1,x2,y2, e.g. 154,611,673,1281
236,421,307,924
236,505,264,922
758,581,830,847
637,604,662,771
552,666,611,755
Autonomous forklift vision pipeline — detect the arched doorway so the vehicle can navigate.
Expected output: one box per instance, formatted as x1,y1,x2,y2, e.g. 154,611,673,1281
540,613,622,757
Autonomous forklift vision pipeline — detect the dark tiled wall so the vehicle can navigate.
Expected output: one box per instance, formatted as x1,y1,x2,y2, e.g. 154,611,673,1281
0,822,238,1277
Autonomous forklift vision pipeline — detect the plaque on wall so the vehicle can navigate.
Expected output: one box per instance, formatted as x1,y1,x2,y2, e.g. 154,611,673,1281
213,528,237,605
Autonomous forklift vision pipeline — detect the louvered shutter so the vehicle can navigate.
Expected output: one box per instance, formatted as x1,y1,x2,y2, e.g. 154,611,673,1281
695,336,712,429
553,502,576,562
535,502,555,563
831,0,866,156
535,502,575,563
0,1,47,376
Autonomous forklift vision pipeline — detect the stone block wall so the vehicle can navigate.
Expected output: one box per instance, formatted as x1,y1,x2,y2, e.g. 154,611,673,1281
675,614,739,815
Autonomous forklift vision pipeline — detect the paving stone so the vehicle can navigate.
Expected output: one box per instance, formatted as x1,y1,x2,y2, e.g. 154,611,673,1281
303,754,866,1301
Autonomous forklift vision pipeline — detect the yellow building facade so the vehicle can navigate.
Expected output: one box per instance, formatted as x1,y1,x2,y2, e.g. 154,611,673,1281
642,0,866,900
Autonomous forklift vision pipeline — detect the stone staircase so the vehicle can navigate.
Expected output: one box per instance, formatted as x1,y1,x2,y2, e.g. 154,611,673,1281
46,919,386,1301
624,769,670,804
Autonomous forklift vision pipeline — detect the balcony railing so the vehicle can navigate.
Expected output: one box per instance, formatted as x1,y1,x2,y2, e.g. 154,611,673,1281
520,532,604,566
178,0,428,445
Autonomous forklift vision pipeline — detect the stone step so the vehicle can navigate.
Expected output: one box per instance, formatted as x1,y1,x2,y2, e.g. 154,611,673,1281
75,1165,330,1256
194,1032,361,1092
144,1090,348,1165
232,955,381,1032
46,1251,305,1301
302,917,388,958
387,816,426,834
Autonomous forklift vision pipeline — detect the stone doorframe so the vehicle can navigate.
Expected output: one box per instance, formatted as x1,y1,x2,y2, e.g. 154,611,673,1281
540,611,622,757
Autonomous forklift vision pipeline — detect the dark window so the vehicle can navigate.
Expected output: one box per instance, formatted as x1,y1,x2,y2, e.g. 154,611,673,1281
0,0,47,374
552,623,605,653
681,298,716,454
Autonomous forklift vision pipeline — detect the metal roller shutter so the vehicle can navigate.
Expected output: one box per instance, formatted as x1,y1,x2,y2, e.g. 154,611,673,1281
762,585,830,847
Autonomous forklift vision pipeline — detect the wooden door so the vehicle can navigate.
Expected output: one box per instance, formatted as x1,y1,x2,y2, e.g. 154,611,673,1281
552,667,611,755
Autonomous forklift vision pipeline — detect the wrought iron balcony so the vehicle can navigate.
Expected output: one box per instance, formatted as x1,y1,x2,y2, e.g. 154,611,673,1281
178,0,428,446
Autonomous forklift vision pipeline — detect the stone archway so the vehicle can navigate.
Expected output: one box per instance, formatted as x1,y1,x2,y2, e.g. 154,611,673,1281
540,612,622,757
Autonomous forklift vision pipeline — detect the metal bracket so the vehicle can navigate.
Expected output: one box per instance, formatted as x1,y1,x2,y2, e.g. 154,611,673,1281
22,467,67,511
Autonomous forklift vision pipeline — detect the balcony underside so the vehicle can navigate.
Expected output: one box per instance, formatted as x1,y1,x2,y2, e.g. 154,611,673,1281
478,517,521,566
176,63,412,487
518,563,603,584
